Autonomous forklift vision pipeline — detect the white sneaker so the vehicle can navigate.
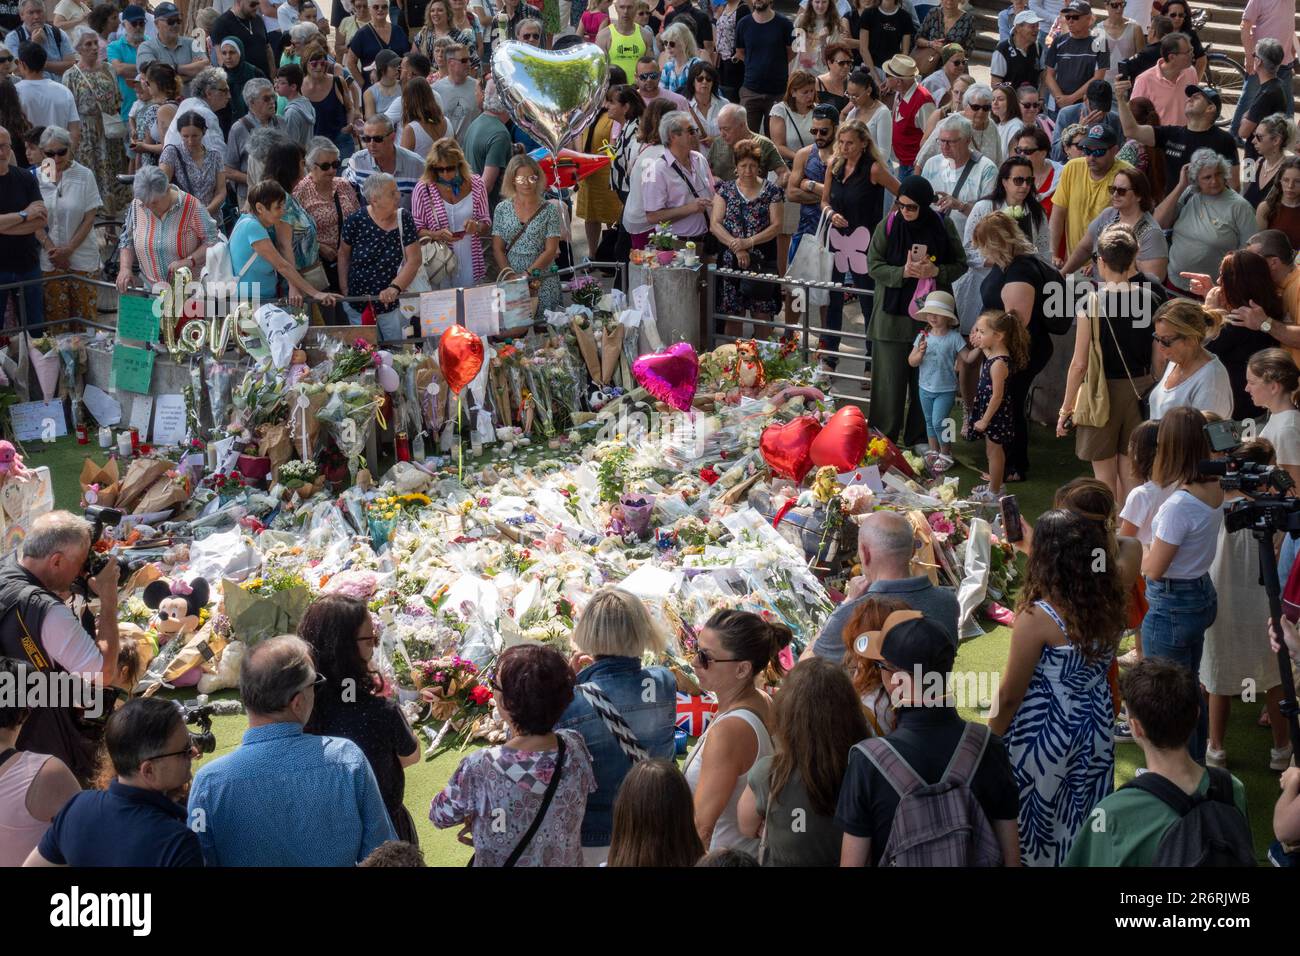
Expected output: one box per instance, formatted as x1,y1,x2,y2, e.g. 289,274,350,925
1206,747,1227,768
1271,745,1294,772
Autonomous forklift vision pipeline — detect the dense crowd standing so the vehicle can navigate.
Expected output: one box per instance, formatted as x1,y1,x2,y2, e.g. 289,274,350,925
1,0,1300,869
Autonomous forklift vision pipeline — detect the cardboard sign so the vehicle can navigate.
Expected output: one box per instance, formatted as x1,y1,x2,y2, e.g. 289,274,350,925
419,289,457,339
112,345,155,394
81,384,122,427
117,295,160,343
9,400,66,442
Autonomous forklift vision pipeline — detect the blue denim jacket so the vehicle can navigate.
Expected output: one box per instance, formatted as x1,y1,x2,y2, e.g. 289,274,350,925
555,656,677,846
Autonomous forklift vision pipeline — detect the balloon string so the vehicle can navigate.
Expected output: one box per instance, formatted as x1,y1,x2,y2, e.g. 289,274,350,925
457,395,463,482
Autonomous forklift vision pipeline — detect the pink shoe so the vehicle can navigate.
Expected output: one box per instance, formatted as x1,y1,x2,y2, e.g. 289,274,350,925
985,602,1015,626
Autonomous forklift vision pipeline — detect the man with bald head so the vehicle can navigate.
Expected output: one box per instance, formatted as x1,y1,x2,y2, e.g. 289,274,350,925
187,634,395,866
708,102,788,185
806,510,960,661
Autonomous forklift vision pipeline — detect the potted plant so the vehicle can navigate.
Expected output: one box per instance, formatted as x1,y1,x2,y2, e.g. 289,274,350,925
649,223,679,266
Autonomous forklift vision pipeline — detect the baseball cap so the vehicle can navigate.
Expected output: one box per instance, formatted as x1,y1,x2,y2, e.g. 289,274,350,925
1185,83,1223,114
857,609,957,675
1012,10,1042,26
1080,123,1118,149
374,49,401,73
121,4,147,23
154,2,180,18
1063,0,1092,14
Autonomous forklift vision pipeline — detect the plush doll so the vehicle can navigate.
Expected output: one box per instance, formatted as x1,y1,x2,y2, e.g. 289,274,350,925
0,441,33,485
142,576,211,647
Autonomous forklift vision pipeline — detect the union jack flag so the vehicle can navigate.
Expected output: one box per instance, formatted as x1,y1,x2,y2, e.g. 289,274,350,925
675,692,718,737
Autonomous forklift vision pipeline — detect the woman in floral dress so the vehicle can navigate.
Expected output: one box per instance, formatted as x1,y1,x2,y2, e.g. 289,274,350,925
710,138,784,337
63,26,129,216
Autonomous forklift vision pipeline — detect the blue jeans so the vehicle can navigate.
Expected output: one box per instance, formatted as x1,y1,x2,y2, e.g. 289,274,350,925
1142,574,1216,762
1231,63,1296,138
823,266,874,365
342,300,404,343
918,387,957,442
0,267,43,329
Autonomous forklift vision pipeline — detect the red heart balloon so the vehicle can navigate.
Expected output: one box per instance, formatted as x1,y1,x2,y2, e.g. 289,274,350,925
760,416,823,483
810,405,868,472
439,324,484,395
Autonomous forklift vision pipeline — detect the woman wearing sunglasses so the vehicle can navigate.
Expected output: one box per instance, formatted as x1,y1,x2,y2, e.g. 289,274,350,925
346,0,411,91
301,40,360,159
412,136,490,288
1061,167,1166,281
34,125,102,326
294,136,360,292
683,609,787,856
657,21,700,93
1098,0,1144,82
299,594,422,846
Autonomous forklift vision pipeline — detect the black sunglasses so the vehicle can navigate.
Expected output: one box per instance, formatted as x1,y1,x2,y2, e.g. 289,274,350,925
1008,176,1033,186
0,56,12,64
694,647,740,668
43,148,68,157
896,199,919,211
361,134,390,142
316,160,340,169
163,17,181,25
433,164,458,172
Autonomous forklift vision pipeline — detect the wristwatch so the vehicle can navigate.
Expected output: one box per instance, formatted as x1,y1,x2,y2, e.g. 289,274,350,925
18,210,27,222
1260,319,1274,334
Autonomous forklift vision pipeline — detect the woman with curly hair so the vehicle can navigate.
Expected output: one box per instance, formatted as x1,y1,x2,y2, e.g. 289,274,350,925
990,508,1126,867
838,594,910,737
299,593,421,845
737,656,868,866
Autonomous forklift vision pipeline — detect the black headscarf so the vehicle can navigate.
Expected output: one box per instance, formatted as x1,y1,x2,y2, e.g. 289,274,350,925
883,176,953,316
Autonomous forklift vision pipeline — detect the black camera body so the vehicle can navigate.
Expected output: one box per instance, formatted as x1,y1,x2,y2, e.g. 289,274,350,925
1201,457,1296,498
182,703,217,756
81,505,124,580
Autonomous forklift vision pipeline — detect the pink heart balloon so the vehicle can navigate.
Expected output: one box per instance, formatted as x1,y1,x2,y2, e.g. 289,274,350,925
632,342,698,412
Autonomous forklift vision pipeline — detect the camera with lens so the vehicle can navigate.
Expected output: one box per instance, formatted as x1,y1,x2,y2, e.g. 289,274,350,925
182,703,217,756
1201,420,1300,533
81,505,124,580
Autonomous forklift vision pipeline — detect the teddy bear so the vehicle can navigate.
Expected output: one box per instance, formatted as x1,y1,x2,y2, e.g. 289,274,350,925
0,440,33,486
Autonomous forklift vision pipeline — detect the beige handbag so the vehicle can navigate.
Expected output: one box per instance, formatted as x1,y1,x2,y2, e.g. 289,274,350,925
1072,292,1110,429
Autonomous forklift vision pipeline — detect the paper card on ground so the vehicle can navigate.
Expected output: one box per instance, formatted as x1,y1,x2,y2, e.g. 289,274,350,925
117,295,160,343
9,400,66,442
151,393,187,445
837,464,883,493
128,395,154,440
111,345,154,394
419,289,457,338
462,285,501,337
81,384,121,426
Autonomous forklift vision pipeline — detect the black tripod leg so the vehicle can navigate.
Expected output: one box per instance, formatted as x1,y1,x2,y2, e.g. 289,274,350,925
1257,531,1300,758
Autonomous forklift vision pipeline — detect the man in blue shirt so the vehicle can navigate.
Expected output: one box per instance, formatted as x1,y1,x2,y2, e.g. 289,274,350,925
4,0,72,77
187,635,396,866
807,510,961,662
107,5,147,122
24,698,204,867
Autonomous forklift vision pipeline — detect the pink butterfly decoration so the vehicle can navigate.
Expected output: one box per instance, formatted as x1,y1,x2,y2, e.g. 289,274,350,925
829,226,871,275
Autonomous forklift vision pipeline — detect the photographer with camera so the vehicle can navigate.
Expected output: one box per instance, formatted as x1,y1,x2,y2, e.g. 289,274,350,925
23,697,203,867
0,511,119,787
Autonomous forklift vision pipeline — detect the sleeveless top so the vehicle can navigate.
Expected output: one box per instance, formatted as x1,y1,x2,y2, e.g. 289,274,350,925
683,707,773,857
310,78,350,140
1268,202,1300,254
409,121,437,160
0,750,54,866
370,82,401,118
607,21,647,81
797,145,828,236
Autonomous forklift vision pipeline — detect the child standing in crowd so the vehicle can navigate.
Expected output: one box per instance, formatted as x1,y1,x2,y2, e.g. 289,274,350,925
908,290,967,462
963,309,1027,502
1116,420,1165,672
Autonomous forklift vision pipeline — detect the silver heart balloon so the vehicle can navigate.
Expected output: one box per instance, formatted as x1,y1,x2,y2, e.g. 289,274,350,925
492,40,609,157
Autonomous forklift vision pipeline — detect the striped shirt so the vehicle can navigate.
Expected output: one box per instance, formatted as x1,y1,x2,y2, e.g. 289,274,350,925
411,175,490,284
344,146,426,213
119,189,220,286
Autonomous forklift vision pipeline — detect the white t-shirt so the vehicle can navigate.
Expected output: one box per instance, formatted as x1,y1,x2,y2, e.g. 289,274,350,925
38,162,103,272
40,601,104,676
1120,479,1175,547
1151,488,1224,579
1260,408,1300,467
15,78,80,130
1147,356,1234,421
277,1,300,32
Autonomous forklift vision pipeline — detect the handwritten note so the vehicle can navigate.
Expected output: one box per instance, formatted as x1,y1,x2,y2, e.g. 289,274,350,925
419,289,457,339
151,393,188,446
9,400,66,442
112,345,154,394
462,284,502,337
117,295,160,343
128,395,154,441
81,384,121,427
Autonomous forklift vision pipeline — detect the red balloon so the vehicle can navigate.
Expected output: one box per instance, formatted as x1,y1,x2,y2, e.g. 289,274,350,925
535,149,613,189
760,416,823,483
810,405,868,472
439,324,484,395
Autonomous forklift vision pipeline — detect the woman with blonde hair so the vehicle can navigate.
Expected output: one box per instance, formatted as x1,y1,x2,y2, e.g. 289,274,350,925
658,21,700,94
399,77,448,159
412,137,491,288
492,153,564,314
1146,299,1232,420
555,586,677,866
769,70,817,270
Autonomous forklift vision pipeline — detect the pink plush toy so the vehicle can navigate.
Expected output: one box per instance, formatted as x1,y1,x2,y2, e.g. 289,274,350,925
0,441,32,484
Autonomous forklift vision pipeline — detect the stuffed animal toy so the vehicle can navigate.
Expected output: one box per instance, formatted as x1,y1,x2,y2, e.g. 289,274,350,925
0,441,32,485
142,576,211,646
197,640,245,694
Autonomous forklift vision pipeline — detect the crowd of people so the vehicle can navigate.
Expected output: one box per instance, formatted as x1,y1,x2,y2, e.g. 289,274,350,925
1,0,1300,869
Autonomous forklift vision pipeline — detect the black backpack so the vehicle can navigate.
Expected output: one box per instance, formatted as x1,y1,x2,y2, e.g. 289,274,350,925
1123,768,1256,867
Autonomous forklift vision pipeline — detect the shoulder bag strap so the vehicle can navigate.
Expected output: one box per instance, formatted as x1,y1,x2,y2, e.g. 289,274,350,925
578,683,650,762
502,734,567,867
1100,288,1144,401
950,156,977,201
333,186,344,235
669,158,702,199
505,205,542,256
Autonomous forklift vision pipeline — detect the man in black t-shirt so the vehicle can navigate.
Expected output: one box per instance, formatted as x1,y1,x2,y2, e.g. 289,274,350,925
858,0,914,77
1118,78,1239,198
1237,38,1289,161
212,0,275,81
835,611,1021,867
0,126,45,325
734,0,794,134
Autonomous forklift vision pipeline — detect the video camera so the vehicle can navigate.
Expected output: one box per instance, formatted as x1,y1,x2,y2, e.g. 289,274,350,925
81,505,123,580
181,703,217,756
1199,419,1300,532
